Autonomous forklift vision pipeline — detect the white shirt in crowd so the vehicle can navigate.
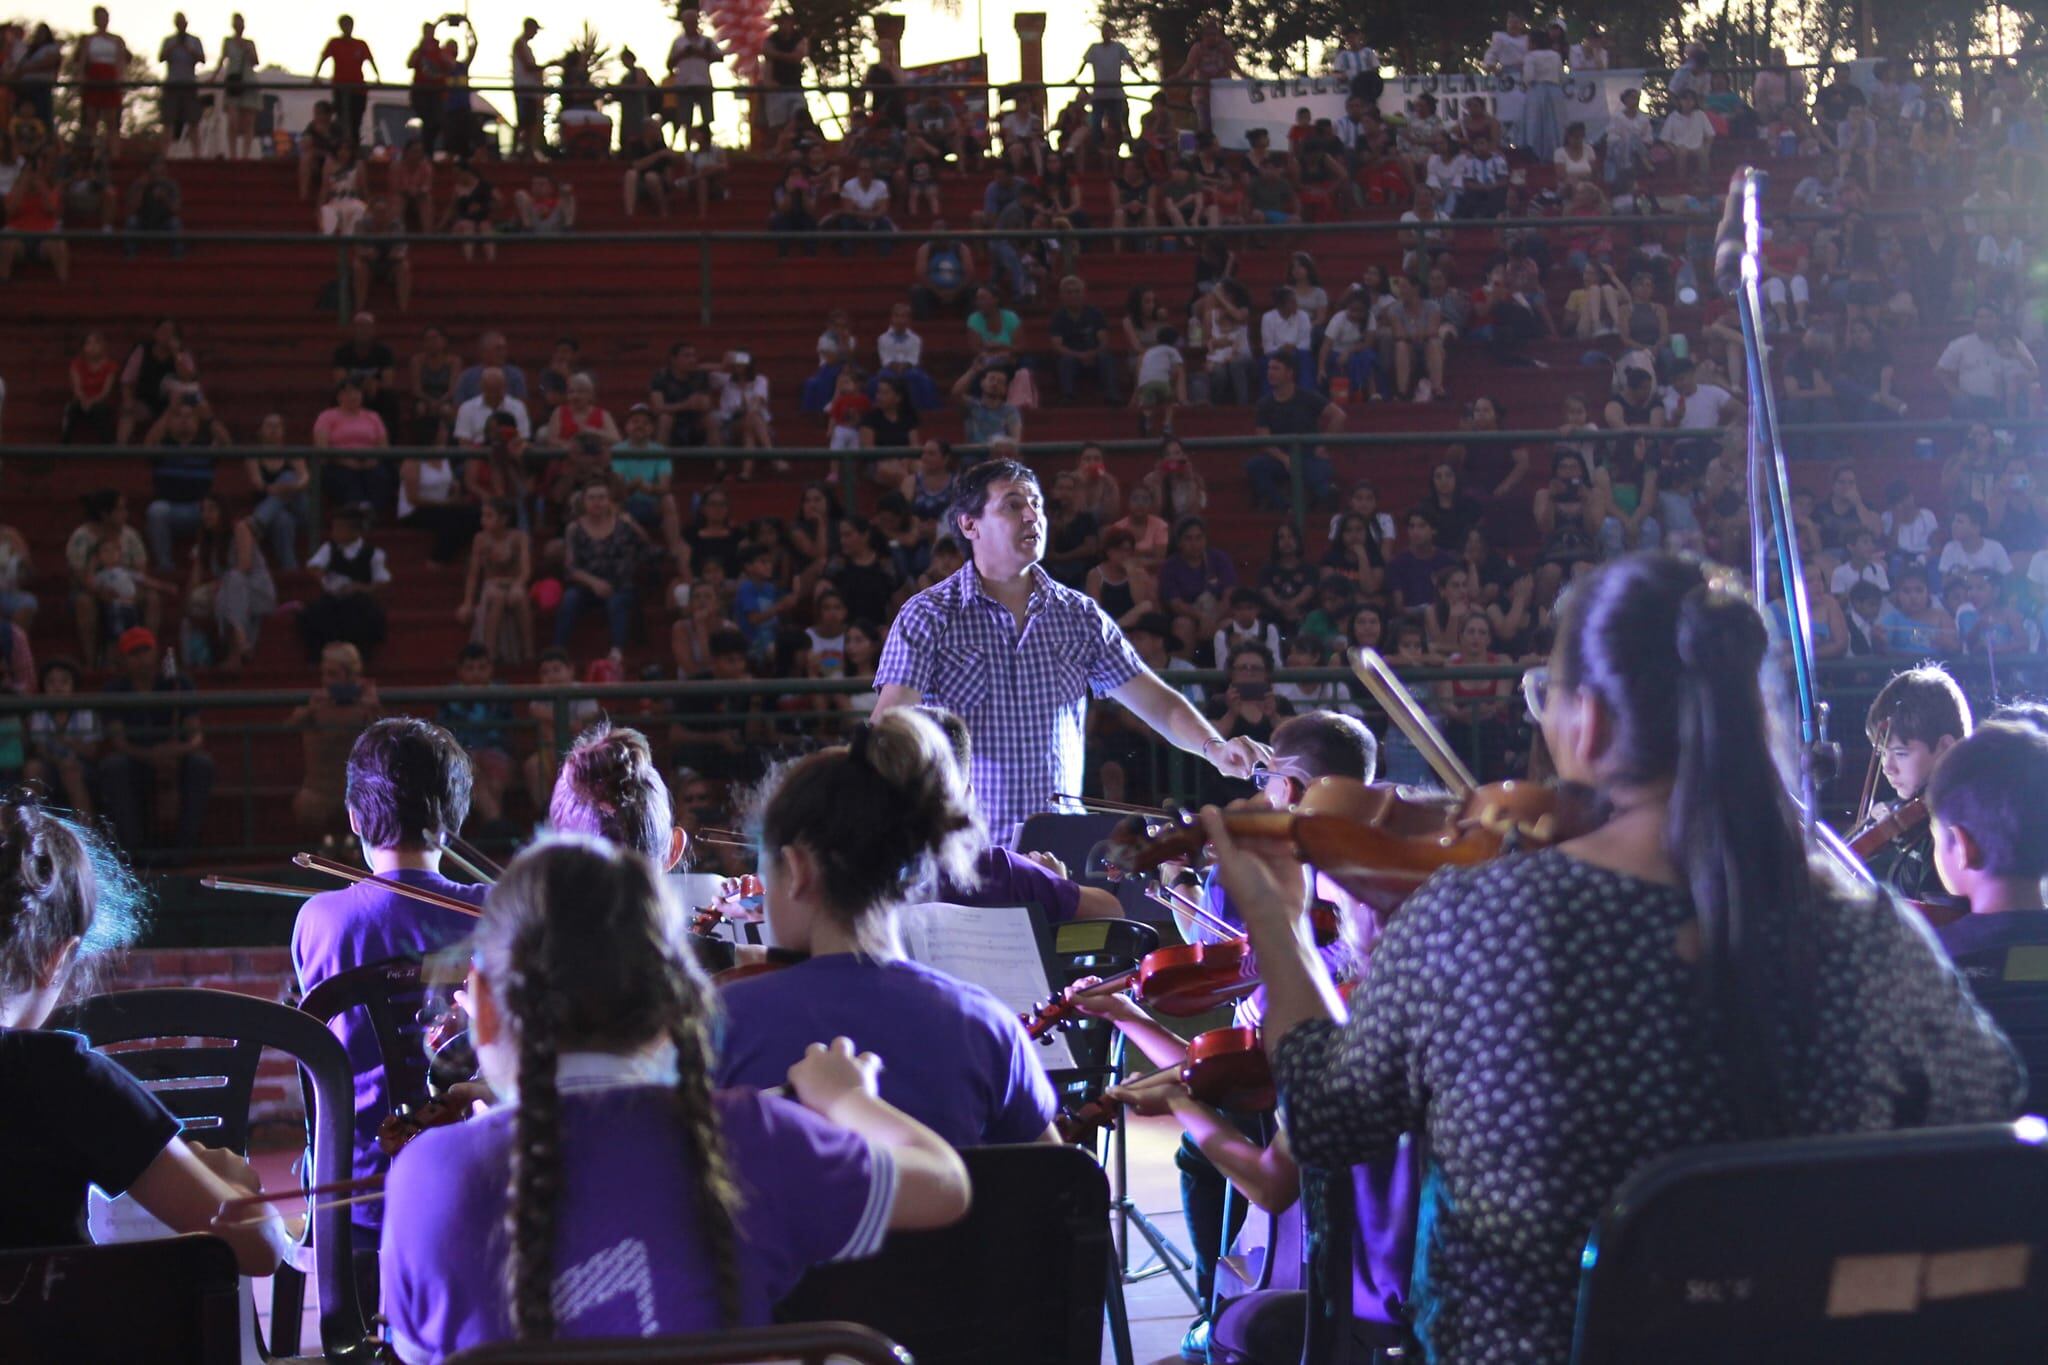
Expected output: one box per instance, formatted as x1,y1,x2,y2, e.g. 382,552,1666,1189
452,392,532,443
1660,108,1714,150
1830,559,1891,595
309,537,392,594
876,327,924,368
1260,308,1313,356
841,176,890,215
1937,332,2036,400
1665,382,1737,430
1523,48,1563,84
1885,506,1939,557
669,34,719,87
1483,28,1529,70
1939,537,2013,577
1136,343,1182,389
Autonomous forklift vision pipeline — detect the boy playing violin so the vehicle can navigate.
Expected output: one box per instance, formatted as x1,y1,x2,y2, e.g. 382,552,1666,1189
1861,665,1972,902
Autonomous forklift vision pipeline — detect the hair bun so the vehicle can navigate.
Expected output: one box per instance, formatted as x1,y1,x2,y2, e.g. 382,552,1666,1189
1676,581,1767,672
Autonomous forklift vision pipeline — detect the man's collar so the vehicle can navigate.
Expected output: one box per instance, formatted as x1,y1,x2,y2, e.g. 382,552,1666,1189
963,560,1051,609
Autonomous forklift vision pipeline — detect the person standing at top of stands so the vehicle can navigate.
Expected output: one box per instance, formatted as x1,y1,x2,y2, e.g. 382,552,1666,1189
314,14,379,151
1074,22,1142,159
71,8,129,159
875,458,1269,843
156,13,205,156
761,11,809,135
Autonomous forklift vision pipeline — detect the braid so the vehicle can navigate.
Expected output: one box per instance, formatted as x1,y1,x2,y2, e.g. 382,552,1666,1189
667,1007,744,1327
504,930,565,1341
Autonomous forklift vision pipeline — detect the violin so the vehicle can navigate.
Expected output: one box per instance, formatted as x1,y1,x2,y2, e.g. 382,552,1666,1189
1846,795,1927,859
711,946,810,988
375,1096,471,1156
1057,1025,1276,1142
1022,936,1259,1040
1106,775,1601,910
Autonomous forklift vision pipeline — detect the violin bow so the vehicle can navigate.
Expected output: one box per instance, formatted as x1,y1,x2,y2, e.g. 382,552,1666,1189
440,833,503,884
1143,882,1245,945
1348,648,1479,798
213,1175,384,1228
293,852,484,918
200,874,316,901
1851,719,1888,835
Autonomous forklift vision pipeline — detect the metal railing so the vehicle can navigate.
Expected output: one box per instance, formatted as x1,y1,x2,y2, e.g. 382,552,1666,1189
5,657,2044,864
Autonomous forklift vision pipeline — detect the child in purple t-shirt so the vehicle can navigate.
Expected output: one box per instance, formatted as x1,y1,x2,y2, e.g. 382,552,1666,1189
380,837,971,1360
716,709,1063,1147
290,717,488,1236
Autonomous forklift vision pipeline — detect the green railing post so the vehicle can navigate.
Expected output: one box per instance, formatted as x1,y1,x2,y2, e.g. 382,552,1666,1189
698,238,714,327
1289,436,1309,534
334,240,351,329
839,450,863,510
240,728,255,852
552,697,573,757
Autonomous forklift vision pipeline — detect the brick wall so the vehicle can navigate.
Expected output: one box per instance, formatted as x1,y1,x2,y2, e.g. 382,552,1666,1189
93,947,309,1134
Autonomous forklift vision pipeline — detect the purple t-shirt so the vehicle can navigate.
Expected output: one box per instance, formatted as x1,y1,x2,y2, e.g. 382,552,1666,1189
290,867,489,1226
1157,548,1238,610
1383,548,1456,610
381,1071,895,1363
934,847,1083,923
716,954,1058,1148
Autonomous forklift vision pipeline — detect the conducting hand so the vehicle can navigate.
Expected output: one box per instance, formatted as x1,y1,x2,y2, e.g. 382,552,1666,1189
1207,735,1272,780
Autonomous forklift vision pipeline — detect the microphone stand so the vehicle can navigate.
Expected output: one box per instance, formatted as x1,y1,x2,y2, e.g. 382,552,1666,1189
1717,168,1846,850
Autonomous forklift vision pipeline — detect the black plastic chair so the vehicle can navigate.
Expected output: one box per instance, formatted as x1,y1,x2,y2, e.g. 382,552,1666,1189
49,986,376,1362
296,956,437,1119
1951,944,2048,1117
0,1233,242,1364
447,1322,911,1364
777,1143,1111,1365
1571,1122,2048,1363
1017,812,1160,920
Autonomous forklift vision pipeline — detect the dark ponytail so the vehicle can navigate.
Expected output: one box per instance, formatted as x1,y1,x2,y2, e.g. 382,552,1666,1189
750,709,984,941
546,722,677,865
478,837,741,1339
0,790,145,1002
1556,554,1813,1138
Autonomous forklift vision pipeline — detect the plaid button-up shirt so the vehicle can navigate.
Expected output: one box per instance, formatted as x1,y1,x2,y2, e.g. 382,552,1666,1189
877,562,1146,839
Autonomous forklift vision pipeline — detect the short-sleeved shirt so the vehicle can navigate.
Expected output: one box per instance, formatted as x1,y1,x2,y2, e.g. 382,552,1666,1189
877,563,1146,835
150,438,218,505
1257,387,1332,440
967,309,1023,350
933,845,1083,923
159,33,204,82
1049,306,1107,353
291,870,489,1227
1272,851,2022,1364
321,36,372,85
718,955,1057,1146
0,1028,180,1248
382,1071,895,1362
1938,333,2032,400
101,674,196,749
313,406,390,449
1081,41,1134,95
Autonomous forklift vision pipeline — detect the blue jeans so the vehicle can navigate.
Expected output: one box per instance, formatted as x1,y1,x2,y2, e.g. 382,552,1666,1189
989,239,1029,297
251,491,310,571
1246,449,1332,512
145,499,206,571
555,582,638,650
1056,350,1123,403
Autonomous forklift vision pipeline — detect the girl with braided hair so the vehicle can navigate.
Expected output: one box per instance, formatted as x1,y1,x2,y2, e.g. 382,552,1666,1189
0,792,293,1273
715,709,1063,1146
379,836,968,1360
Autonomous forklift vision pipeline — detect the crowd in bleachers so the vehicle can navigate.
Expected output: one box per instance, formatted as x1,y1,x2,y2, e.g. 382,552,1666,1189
7,11,2048,852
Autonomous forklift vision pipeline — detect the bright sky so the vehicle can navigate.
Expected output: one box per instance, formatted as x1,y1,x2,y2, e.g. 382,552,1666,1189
26,1,1130,142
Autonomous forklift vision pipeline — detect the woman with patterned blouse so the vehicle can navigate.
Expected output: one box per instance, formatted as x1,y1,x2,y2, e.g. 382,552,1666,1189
1208,552,2022,1364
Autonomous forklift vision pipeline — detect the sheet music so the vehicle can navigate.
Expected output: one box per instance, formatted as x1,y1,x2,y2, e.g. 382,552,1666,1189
901,903,1079,1071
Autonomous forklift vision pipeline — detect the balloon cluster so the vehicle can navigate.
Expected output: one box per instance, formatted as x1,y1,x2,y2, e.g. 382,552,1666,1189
700,0,774,84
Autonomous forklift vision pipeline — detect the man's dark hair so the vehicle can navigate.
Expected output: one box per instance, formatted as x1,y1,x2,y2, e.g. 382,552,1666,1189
709,628,749,658
1928,721,2048,879
1272,711,1376,784
537,647,571,668
1228,587,1262,608
947,458,1039,545
1955,501,1989,530
457,642,490,665
1227,642,1272,672
344,717,473,851
910,704,973,770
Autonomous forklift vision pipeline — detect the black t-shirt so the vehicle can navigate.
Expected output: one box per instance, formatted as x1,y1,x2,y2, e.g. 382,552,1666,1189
861,406,919,449
151,433,218,505
828,555,900,623
649,369,711,445
766,31,804,88
333,340,396,382
102,674,196,749
1256,388,1330,438
685,525,741,578
1049,306,1107,353
0,1028,179,1248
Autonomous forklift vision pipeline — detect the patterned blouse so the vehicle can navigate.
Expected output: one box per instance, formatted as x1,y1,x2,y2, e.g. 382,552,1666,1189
1272,849,2022,1365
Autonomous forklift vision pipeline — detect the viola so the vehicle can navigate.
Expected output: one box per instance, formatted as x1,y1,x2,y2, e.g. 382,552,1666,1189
1056,1025,1276,1143
1846,795,1927,859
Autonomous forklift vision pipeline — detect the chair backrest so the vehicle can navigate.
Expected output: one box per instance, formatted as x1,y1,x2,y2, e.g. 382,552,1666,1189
296,955,435,1112
49,986,375,1361
1571,1122,2048,1364
0,1234,242,1364
446,1321,911,1365
1952,945,2048,1116
777,1143,1111,1365
1016,812,1159,919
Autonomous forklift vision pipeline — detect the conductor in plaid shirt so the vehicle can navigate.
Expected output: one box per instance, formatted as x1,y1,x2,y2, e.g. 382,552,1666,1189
877,458,1269,842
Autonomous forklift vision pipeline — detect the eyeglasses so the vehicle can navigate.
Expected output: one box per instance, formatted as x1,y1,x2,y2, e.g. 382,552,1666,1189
1520,666,1552,724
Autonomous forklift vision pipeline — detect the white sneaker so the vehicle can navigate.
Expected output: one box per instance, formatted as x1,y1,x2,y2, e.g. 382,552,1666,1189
1412,379,1432,403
